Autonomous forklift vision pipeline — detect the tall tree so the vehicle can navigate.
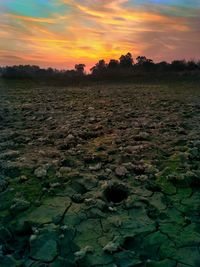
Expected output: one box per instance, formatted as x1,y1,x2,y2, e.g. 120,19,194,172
119,52,133,68
75,64,86,75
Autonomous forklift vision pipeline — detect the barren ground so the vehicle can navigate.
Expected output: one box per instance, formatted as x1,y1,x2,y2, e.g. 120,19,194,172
0,80,200,267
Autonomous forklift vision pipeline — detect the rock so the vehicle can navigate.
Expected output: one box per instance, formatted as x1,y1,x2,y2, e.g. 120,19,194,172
71,194,84,203
84,198,96,206
108,206,117,212
66,134,75,141
89,117,96,123
34,166,47,178
50,182,61,189
89,163,102,171
115,166,128,177
19,175,28,182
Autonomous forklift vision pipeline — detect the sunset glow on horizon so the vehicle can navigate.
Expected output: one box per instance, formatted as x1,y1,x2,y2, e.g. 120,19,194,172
0,0,200,69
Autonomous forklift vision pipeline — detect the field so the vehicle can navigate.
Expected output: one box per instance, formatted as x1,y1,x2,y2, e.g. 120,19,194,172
0,79,200,267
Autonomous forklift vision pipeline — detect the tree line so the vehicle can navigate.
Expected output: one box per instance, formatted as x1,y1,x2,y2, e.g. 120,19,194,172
0,53,200,80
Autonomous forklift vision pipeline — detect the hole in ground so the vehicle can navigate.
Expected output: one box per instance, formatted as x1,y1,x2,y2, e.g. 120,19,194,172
104,184,128,203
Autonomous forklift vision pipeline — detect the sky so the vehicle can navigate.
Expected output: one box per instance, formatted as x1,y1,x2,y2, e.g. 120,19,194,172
0,0,200,69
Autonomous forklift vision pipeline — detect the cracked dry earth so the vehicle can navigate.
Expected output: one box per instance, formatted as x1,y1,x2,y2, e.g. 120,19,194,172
0,80,200,267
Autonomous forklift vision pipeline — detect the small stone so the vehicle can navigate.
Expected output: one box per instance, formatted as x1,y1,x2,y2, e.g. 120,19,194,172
66,134,75,141
50,182,61,188
89,163,102,171
108,206,117,212
34,166,47,178
85,198,97,206
71,194,84,203
115,166,128,177
89,117,96,123
19,175,28,182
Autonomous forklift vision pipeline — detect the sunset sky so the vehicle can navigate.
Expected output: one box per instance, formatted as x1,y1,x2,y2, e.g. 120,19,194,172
0,0,200,69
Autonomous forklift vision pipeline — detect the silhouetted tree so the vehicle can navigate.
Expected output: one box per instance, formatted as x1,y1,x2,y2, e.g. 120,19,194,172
107,59,119,69
1,53,200,81
90,60,107,75
136,56,153,65
75,64,86,75
119,53,133,68
187,60,198,71
171,60,187,71
157,61,170,72
135,56,154,71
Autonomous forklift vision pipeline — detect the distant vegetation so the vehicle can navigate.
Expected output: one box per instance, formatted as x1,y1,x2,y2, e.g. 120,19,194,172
1,53,200,82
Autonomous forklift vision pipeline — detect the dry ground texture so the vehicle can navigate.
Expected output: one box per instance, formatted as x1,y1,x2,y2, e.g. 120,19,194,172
0,80,200,267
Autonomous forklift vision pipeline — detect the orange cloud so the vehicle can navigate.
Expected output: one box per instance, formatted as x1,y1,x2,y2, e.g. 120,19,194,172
0,0,199,69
